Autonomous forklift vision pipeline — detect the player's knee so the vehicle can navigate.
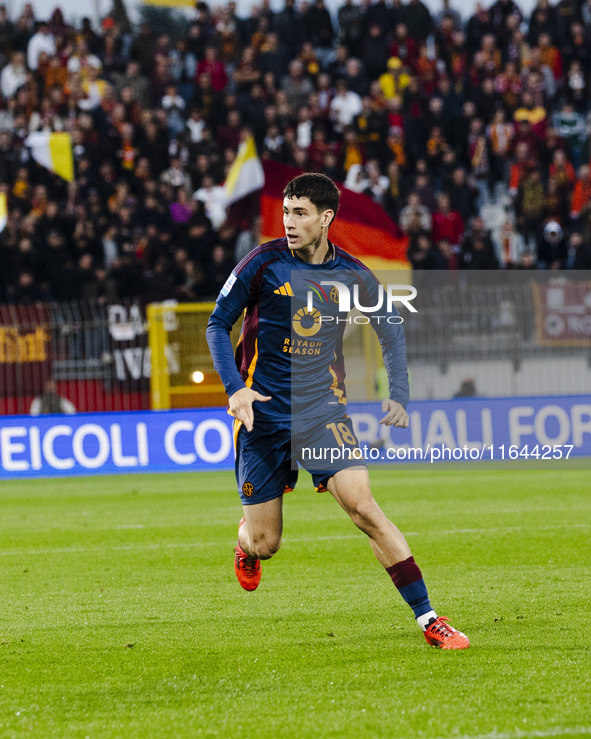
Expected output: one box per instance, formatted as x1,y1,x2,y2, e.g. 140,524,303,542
348,498,380,533
250,532,281,559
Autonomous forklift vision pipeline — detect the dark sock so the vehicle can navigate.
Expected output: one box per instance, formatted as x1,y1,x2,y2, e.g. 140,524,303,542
386,556,433,619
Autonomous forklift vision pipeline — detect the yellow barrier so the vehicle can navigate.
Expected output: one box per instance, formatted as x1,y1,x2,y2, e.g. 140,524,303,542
148,302,242,410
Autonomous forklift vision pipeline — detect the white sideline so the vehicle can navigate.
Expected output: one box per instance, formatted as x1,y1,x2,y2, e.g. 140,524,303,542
0,523,588,557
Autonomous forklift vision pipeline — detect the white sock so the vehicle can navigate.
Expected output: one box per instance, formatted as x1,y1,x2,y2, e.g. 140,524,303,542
416,610,438,631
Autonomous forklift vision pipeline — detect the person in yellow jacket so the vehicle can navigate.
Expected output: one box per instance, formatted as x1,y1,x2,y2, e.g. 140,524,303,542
379,57,411,100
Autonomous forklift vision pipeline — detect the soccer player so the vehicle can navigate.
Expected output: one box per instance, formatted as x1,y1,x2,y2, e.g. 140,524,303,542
206,173,469,649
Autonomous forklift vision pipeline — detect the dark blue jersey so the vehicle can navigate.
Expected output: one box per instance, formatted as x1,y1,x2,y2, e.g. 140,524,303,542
206,237,409,421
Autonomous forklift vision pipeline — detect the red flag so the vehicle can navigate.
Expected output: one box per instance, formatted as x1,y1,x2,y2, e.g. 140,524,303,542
261,160,409,269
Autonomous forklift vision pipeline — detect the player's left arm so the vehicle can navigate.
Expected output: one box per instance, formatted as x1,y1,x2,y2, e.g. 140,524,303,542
359,267,410,424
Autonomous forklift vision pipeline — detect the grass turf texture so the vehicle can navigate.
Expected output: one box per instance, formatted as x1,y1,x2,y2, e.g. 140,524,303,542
1,468,590,739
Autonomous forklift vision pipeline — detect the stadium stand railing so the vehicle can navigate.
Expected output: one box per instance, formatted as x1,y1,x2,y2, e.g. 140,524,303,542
1,272,589,415
0,299,150,415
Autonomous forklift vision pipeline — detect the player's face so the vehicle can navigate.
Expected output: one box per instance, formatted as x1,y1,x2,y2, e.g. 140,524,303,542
283,196,332,250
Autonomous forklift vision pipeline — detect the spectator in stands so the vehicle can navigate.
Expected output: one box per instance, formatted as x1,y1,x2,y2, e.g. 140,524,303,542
494,219,528,268
445,167,479,223
27,20,55,71
570,164,591,222
463,235,500,269
408,233,445,269
400,191,431,235
193,175,227,230
305,0,334,68
196,45,227,92
281,59,314,117
114,60,150,108
406,0,434,42
4,0,591,309
432,193,464,250
0,5,15,64
435,0,462,32
274,0,303,57
379,56,410,101
338,0,364,56
540,220,568,268
567,230,591,269
0,50,26,98
329,79,362,134
515,166,545,257
362,23,390,82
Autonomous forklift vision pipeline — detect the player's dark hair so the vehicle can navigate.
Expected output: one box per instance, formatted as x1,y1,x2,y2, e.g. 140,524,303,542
283,173,340,224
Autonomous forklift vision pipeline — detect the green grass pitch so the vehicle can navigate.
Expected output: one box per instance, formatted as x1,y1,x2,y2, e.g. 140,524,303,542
1,466,590,738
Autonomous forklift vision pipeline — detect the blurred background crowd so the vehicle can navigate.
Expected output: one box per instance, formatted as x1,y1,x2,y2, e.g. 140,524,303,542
1,0,591,307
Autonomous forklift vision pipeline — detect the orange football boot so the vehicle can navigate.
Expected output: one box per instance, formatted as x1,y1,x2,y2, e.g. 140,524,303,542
424,617,470,649
234,516,261,591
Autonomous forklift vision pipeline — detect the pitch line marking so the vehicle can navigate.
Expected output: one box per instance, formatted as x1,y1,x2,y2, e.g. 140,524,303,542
430,726,591,739
0,523,589,557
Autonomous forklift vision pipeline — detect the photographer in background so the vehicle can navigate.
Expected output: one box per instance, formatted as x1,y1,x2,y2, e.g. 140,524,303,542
30,379,76,415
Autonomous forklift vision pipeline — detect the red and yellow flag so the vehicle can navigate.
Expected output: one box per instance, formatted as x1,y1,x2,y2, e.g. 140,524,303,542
261,161,409,270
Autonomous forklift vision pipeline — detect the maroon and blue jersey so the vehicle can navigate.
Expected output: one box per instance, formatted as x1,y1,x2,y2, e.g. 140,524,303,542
206,237,409,422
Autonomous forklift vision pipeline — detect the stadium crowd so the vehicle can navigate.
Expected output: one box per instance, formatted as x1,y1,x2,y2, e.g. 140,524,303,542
1,0,591,305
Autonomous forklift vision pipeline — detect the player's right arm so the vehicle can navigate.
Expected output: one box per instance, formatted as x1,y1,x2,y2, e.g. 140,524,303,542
206,256,271,431
227,387,270,432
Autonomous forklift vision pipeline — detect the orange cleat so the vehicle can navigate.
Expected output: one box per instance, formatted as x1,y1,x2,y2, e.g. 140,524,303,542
234,517,261,591
424,617,470,650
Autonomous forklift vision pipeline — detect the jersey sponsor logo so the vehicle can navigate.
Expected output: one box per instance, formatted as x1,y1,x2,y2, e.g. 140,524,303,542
274,282,294,296
282,337,322,355
242,481,254,497
292,307,322,337
220,272,237,297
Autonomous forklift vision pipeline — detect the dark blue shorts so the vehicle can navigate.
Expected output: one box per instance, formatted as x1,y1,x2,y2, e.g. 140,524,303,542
234,415,366,505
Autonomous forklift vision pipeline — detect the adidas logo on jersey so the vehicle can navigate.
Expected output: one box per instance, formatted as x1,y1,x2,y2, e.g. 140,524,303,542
274,282,294,296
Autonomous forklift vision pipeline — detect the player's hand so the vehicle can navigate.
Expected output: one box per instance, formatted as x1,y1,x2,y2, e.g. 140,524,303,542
228,387,271,432
379,399,409,428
